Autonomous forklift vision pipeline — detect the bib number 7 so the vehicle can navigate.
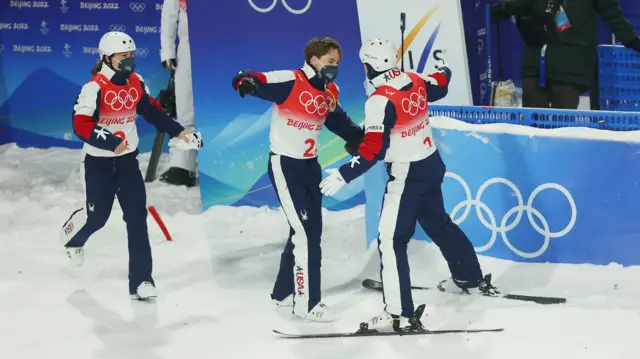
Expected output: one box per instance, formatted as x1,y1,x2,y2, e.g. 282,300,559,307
423,136,432,148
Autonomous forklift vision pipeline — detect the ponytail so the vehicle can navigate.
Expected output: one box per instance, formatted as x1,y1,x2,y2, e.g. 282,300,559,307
91,59,103,75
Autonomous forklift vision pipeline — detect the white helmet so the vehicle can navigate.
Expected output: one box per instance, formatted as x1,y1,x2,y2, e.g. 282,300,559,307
359,38,398,72
98,31,136,57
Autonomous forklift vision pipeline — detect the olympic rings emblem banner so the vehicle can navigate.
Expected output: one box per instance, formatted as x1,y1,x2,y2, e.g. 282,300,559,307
364,116,640,266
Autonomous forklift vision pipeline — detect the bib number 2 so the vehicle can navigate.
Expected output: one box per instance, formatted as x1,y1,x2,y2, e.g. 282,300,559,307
113,131,129,147
304,138,317,157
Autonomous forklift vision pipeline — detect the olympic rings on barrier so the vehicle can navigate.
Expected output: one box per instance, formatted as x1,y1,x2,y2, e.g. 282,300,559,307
445,172,577,258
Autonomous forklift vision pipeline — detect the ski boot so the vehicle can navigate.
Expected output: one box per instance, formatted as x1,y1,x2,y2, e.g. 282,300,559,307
437,273,501,297
358,305,426,333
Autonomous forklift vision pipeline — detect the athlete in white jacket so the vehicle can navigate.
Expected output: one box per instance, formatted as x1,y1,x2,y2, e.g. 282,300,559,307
60,31,203,300
160,0,197,186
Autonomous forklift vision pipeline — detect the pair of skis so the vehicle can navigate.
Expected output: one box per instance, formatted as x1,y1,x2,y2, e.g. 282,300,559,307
362,278,567,305
273,278,566,339
273,304,503,339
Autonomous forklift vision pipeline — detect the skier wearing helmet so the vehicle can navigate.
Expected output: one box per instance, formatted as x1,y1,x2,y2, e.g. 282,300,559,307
320,38,497,332
59,31,203,300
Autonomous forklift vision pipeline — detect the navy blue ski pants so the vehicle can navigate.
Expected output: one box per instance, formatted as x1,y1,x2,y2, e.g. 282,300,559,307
268,154,322,316
378,151,482,318
65,150,153,294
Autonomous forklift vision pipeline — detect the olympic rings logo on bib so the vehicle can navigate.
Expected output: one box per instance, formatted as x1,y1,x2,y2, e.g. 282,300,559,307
299,91,334,116
104,88,139,111
401,87,426,116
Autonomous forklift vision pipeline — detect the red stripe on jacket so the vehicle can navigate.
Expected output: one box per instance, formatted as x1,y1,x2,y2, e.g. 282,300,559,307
73,114,96,140
358,132,384,161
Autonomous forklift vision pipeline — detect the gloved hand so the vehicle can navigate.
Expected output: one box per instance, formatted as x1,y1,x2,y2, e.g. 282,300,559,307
169,131,203,150
437,66,452,81
162,59,177,70
319,168,346,196
232,72,257,98
625,37,640,53
344,130,364,156
237,78,257,98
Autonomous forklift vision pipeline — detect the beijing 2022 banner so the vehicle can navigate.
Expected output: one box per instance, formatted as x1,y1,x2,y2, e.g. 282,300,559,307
364,117,640,266
0,0,168,151
188,0,473,210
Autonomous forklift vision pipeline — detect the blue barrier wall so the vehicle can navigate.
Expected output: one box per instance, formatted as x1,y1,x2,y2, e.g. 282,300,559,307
364,106,640,266
430,104,640,130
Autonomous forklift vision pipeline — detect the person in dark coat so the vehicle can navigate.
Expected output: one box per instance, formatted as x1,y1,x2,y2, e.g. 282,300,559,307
492,0,640,109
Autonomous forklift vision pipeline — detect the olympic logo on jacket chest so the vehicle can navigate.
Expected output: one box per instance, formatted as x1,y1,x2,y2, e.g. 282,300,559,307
103,88,140,111
298,91,335,116
401,87,427,116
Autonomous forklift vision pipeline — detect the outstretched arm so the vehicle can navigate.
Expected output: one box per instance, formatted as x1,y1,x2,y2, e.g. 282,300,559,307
231,70,295,104
324,102,364,144
338,95,397,183
136,76,184,138
416,67,451,102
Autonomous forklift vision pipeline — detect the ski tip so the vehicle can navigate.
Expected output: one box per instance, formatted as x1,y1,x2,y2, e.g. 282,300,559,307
273,329,310,337
273,330,292,337
502,294,567,305
362,278,383,290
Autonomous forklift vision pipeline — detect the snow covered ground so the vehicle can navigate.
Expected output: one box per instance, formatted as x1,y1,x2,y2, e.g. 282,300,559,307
1,143,639,359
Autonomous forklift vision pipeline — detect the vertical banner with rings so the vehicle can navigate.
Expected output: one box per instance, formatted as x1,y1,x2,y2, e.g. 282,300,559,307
364,116,640,266
0,0,165,150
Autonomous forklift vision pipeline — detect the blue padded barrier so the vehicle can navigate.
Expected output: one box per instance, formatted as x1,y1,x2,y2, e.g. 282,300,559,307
364,105,640,266
429,105,640,131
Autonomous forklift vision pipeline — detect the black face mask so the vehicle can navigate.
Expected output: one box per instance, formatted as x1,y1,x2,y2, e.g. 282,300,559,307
319,65,339,83
115,57,135,74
